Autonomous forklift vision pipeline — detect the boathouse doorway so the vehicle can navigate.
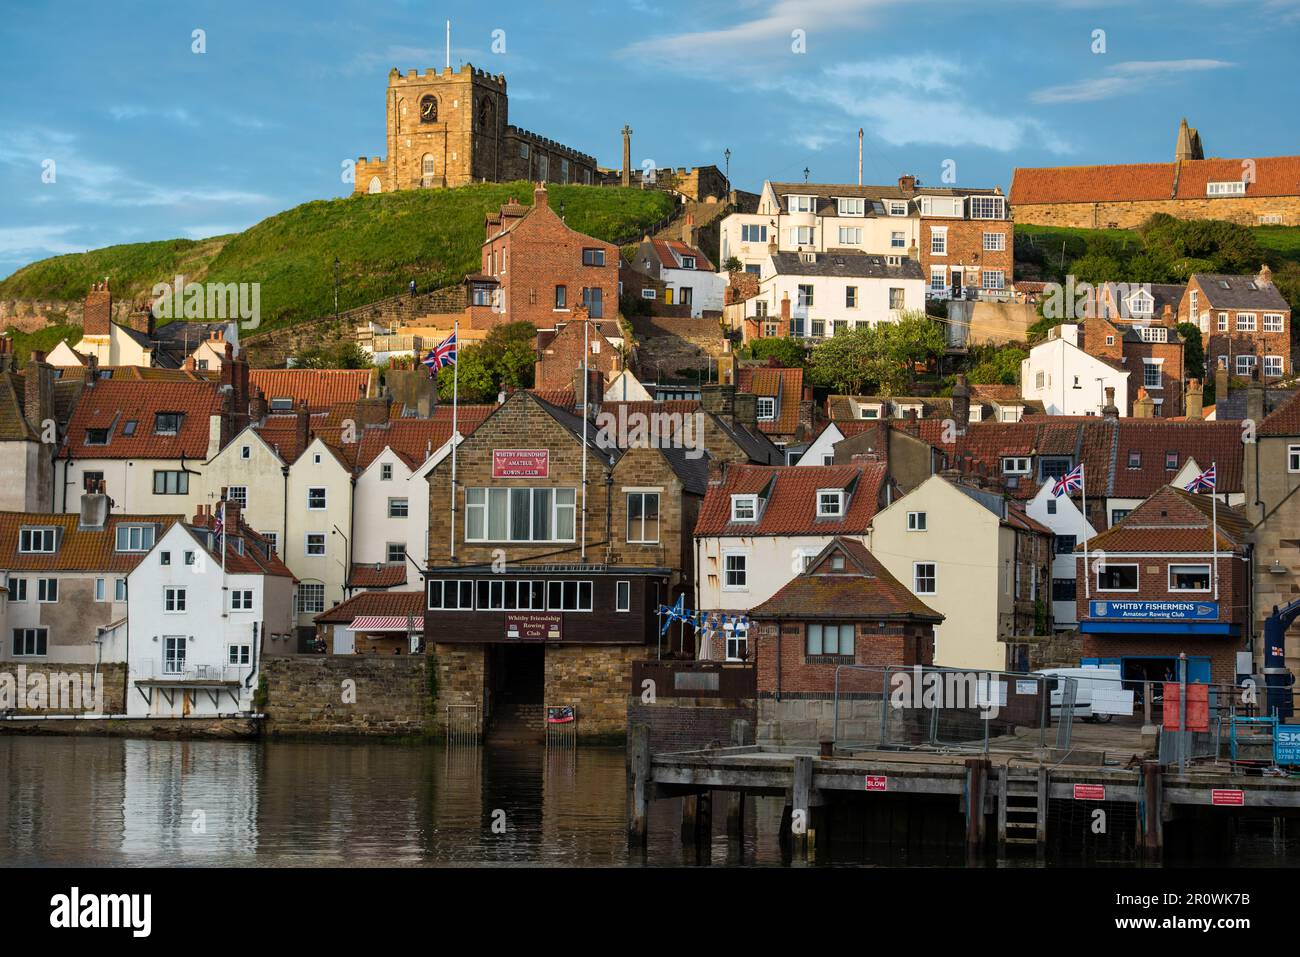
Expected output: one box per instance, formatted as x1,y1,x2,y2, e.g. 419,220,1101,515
486,644,546,742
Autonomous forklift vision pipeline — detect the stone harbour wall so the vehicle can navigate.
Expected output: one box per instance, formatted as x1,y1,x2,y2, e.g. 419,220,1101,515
263,655,433,736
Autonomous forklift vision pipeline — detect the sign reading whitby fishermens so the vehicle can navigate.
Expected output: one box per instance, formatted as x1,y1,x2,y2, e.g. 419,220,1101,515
1089,600,1219,620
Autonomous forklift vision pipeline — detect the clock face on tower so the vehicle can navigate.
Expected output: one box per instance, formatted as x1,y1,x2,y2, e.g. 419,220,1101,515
419,95,438,123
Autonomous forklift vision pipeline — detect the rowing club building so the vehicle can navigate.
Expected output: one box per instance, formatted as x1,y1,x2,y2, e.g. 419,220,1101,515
423,388,780,740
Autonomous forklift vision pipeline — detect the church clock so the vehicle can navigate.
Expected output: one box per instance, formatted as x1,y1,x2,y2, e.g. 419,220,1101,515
419,95,438,123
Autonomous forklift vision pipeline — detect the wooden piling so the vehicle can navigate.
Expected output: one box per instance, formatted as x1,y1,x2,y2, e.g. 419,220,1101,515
1142,760,1163,859
681,794,699,845
1036,766,1049,848
964,757,989,853
697,790,713,848
727,719,749,843
628,723,650,847
791,755,813,859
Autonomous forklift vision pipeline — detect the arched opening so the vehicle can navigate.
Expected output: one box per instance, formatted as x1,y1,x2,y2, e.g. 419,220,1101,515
367,176,382,194
421,154,437,188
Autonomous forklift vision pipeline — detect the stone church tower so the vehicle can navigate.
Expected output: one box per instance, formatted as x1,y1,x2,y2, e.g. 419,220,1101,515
1174,117,1204,162
354,64,598,195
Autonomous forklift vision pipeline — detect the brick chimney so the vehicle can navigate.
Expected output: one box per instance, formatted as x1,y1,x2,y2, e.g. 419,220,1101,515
701,383,736,420
898,174,917,193
1133,387,1155,418
249,387,268,423
780,293,791,336
0,336,13,374
681,214,696,247
1185,378,1204,419
1214,365,1229,407
1102,386,1119,420
533,185,549,208
951,373,971,426
84,281,112,337
733,392,759,431
218,488,242,539
295,400,311,454
82,352,99,386
1258,263,1274,286
354,396,391,428
127,307,154,337
23,351,54,437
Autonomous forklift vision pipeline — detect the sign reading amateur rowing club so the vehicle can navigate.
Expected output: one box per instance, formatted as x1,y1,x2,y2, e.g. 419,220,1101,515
493,449,549,479
1088,600,1219,621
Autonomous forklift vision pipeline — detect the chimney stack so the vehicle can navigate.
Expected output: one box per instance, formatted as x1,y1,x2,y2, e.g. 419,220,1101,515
79,483,110,530
733,392,759,432
1185,378,1204,419
1258,263,1274,286
83,281,112,337
1133,387,1155,418
1102,386,1119,420
295,400,311,456
1214,364,1229,407
533,185,549,208
951,373,971,427
898,174,917,193
23,351,54,438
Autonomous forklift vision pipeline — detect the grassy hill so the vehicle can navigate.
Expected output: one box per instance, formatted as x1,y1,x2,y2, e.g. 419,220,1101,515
0,183,675,334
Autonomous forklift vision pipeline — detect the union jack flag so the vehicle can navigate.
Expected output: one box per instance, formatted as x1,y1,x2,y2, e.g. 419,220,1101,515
213,502,225,540
1185,464,1216,493
1052,463,1084,498
422,332,458,377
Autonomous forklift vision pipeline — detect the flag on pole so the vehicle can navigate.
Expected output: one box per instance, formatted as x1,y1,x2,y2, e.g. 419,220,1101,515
1185,464,1216,493
1052,463,1084,498
421,333,457,378
213,501,225,539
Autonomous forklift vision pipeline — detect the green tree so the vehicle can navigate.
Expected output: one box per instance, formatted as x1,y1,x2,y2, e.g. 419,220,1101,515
435,321,536,402
746,336,808,368
723,256,743,273
295,339,373,369
1177,322,1205,381
807,312,943,395
968,346,1028,386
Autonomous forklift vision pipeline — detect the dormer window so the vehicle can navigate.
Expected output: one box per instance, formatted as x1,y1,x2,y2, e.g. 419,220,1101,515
787,195,815,213
85,428,110,446
817,490,845,517
837,197,865,217
830,554,846,570
757,397,776,421
888,200,908,216
270,397,293,412
115,524,156,552
154,412,183,435
731,495,758,522
1207,181,1246,197
681,256,696,269
1127,291,1153,317
1002,457,1031,475
859,405,880,420
19,528,57,553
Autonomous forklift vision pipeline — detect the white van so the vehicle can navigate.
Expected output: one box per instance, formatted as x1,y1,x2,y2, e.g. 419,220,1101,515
1034,667,1127,722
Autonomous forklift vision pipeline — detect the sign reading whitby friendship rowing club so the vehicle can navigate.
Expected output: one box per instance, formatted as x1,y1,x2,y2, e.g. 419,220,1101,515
1088,600,1219,620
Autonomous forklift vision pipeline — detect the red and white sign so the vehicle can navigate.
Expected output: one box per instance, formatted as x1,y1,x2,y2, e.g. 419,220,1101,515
493,449,549,478
1211,789,1245,807
864,775,888,792
1073,784,1106,801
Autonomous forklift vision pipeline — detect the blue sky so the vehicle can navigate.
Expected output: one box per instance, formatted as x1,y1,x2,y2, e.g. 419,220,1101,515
2,0,1297,280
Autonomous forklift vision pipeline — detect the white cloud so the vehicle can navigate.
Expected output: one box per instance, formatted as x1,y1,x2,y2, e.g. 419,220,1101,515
1031,59,1233,104
0,225,87,258
109,105,196,125
764,57,1072,154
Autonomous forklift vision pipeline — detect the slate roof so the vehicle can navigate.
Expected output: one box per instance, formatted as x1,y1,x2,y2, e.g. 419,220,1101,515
770,251,924,280
1192,274,1290,312
61,380,221,460
315,588,424,624
0,512,182,572
0,372,38,442
1216,386,1296,425
187,511,295,577
694,463,886,536
749,537,943,622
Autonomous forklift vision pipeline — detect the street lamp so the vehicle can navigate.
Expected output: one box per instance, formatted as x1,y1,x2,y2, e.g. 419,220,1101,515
724,148,731,192
803,167,810,183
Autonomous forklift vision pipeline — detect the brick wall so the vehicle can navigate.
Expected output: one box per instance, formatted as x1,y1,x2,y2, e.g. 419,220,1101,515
920,218,1014,290
1179,276,1291,380
753,620,935,696
0,662,126,715
263,655,433,735
431,644,486,734
1013,195,1300,229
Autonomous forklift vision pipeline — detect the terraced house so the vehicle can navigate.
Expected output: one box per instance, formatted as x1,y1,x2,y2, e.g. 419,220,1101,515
1179,265,1291,381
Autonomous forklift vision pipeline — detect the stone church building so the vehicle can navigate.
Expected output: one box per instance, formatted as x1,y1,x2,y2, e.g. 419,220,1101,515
353,64,599,194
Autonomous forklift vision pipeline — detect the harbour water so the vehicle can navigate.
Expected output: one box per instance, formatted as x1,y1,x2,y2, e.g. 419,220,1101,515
1,736,1297,867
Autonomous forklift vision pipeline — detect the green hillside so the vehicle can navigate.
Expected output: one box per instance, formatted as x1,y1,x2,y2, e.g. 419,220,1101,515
0,183,675,333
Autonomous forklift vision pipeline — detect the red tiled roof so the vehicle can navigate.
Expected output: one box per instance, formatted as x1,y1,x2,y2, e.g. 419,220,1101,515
0,512,182,572
188,512,295,577
356,419,454,471
648,238,715,272
1010,155,1300,205
694,463,885,536
749,538,942,621
1260,390,1300,436
1086,486,1250,553
61,380,221,459
249,370,374,412
315,588,424,624
347,564,409,588
738,365,803,437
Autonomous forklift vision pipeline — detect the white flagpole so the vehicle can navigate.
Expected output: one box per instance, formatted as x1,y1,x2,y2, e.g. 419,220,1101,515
1082,466,1090,600
450,321,459,563
1212,461,1219,602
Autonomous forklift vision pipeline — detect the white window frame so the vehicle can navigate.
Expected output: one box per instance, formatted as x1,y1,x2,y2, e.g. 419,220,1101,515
1168,563,1212,593
12,627,47,657
786,195,815,214
427,580,474,611
164,586,187,612
1002,456,1031,475
1264,313,1285,333
930,227,947,256
1290,445,1300,472
37,578,58,603
1096,563,1139,593
307,487,327,510
1236,312,1257,332
625,491,660,545
296,583,325,615
305,532,326,557
913,562,936,595
722,551,749,591
756,397,776,421
388,498,409,519
616,580,631,613
816,489,845,518
730,495,758,523
982,231,1006,252
464,487,578,543
907,511,927,532
1266,355,1285,377
231,589,254,611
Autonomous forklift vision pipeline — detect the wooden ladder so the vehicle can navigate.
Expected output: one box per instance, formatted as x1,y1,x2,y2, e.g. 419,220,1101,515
998,766,1048,847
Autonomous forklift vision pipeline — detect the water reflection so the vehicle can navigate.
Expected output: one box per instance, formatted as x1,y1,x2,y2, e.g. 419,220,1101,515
0,736,1297,867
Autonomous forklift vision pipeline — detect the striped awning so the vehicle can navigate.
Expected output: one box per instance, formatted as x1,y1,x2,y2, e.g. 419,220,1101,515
349,615,419,632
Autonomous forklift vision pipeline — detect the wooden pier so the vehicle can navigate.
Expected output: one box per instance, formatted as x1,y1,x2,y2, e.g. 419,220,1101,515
626,722,1300,859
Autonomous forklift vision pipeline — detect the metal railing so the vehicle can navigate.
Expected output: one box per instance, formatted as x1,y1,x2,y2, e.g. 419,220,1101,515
446,704,480,746
833,665,1077,754
545,704,577,749
131,659,252,683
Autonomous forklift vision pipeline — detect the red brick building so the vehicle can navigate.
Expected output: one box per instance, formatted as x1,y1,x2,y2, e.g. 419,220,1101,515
1073,311,1186,418
749,537,941,697
478,186,620,327
914,182,1013,300
533,314,623,391
1076,485,1251,685
1178,266,1291,381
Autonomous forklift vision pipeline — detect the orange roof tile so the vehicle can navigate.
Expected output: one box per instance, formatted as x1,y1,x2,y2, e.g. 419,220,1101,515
315,589,424,624
0,512,182,572
695,463,885,536
737,365,803,437
250,370,374,412
61,380,221,459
